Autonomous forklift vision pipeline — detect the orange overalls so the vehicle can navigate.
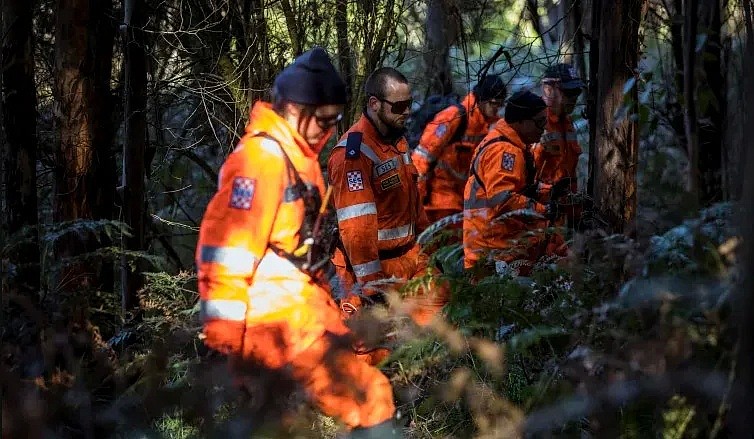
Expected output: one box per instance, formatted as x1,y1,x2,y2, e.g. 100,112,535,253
412,93,495,222
328,114,449,329
531,108,582,247
196,102,395,429
463,120,549,271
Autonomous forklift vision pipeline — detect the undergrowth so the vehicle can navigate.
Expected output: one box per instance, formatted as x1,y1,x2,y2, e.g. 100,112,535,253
0,204,739,438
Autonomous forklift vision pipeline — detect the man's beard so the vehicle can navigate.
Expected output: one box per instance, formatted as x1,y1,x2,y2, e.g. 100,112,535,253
377,107,406,138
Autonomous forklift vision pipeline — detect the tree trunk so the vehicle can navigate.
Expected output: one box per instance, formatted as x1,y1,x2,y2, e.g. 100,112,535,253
590,0,646,235
53,0,116,293
731,4,754,435
1,0,39,293
121,0,148,314
696,0,725,205
586,0,600,197
669,0,687,151
683,0,699,199
423,0,458,95
336,0,354,124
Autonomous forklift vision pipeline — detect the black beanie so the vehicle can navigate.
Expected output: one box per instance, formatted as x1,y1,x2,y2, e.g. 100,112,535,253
473,74,507,101
273,47,347,106
504,90,547,123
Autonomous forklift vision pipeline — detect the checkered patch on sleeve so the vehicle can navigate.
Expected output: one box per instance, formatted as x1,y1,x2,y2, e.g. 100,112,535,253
229,177,256,210
347,170,365,192
502,152,516,172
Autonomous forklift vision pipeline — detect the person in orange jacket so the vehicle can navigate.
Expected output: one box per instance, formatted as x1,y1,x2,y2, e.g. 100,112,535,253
328,67,449,361
412,75,507,223
463,90,555,275
532,63,585,225
195,48,401,437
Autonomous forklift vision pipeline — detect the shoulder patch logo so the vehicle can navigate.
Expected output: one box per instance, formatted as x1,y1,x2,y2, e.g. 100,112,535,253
502,152,516,172
229,177,256,210
380,173,401,191
347,170,365,192
435,123,448,138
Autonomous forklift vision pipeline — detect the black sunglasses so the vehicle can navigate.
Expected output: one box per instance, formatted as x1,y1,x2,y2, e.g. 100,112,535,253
314,112,343,129
532,115,547,129
374,96,413,114
561,88,583,99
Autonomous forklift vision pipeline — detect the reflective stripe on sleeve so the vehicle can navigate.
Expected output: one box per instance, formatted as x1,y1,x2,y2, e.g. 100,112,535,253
199,245,258,274
200,299,247,322
413,146,436,162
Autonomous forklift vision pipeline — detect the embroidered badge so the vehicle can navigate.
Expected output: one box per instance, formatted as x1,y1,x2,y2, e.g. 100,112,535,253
502,152,516,172
229,177,256,210
380,173,401,191
435,123,448,138
347,170,365,192
375,159,397,177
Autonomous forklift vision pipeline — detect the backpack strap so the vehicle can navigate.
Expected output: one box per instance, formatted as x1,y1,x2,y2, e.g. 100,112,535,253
470,135,509,193
449,103,468,143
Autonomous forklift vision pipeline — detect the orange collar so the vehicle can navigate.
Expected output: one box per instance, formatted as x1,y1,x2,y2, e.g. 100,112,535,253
244,101,317,158
491,119,527,152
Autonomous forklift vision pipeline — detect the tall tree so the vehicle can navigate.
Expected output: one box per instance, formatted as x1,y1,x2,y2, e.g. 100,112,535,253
121,0,148,313
1,0,39,292
53,0,117,292
423,0,459,95
732,3,754,434
696,0,725,205
589,0,647,234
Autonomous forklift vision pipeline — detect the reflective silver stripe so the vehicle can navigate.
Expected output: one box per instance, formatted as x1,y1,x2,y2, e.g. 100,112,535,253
541,132,561,143
353,259,382,277
336,140,381,163
436,161,468,181
462,134,486,143
200,299,247,322
464,190,512,210
377,223,414,241
413,146,436,162
402,152,412,164
337,202,377,221
541,132,577,143
199,245,258,274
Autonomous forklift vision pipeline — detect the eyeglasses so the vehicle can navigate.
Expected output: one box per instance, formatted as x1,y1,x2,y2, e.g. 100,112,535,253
532,116,547,129
314,112,343,129
486,99,505,107
562,88,582,99
374,96,413,114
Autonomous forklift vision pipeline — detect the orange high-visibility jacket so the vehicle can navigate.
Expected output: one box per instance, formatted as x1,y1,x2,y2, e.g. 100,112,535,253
412,93,495,213
196,102,332,352
463,120,548,269
531,108,581,192
328,114,427,284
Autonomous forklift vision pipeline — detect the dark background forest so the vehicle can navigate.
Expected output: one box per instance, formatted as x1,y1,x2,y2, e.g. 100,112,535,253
2,0,754,437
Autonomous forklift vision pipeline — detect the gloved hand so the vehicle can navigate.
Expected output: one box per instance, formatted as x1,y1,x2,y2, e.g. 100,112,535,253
202,320,246,356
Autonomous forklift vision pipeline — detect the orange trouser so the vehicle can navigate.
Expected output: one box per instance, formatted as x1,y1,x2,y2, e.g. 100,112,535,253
335,244,450,364
469,231,568,278
230,288,395,429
